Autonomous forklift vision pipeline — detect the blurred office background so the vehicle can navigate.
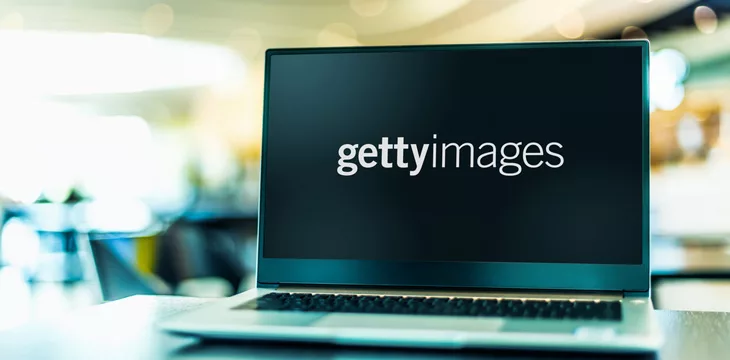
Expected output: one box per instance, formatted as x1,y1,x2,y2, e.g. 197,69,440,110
1,0,730,330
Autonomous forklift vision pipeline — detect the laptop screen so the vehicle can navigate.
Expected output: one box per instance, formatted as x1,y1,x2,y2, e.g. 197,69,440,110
262,43,643,266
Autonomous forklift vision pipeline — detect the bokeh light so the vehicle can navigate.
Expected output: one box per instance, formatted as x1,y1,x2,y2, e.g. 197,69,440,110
554,11,585,39
677,114,704,155
227,27,262,61
621,26,648,40
350,0,389,17
694,6,718,35
142,3,175,37
661,49,689,81
650,49,689,111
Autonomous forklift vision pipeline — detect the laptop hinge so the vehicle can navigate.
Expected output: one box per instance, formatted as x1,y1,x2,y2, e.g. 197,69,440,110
256,281,279,290
623,290,650,298
275,285,624,301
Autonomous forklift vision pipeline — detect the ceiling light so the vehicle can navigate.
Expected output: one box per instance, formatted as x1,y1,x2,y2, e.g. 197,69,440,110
0,30,245,97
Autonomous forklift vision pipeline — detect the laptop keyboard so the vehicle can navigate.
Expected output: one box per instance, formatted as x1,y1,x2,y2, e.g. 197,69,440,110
237,293,622,321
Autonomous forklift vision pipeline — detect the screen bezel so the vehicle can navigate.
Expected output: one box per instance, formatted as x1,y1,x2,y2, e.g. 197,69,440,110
257,40,650,292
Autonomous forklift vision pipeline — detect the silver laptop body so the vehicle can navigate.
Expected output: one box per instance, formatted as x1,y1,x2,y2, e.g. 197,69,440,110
160,40,661,353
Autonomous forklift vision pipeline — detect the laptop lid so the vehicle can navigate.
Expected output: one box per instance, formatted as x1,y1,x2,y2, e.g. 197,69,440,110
257,40,650,292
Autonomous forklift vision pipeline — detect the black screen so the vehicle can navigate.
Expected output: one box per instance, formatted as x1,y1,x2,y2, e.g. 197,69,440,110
263,44,643,265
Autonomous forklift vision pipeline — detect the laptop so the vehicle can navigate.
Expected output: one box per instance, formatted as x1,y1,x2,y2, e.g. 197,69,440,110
159,40,661,352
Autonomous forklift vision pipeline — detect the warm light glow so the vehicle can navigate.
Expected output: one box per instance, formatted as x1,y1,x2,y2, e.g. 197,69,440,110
142,3,175,36
318,23,359,47
554,11,585,39
0,31,245,96
718,112,730,149
0,12,23,30
694,6,718,34
350,0,389,17
621,26,648,40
